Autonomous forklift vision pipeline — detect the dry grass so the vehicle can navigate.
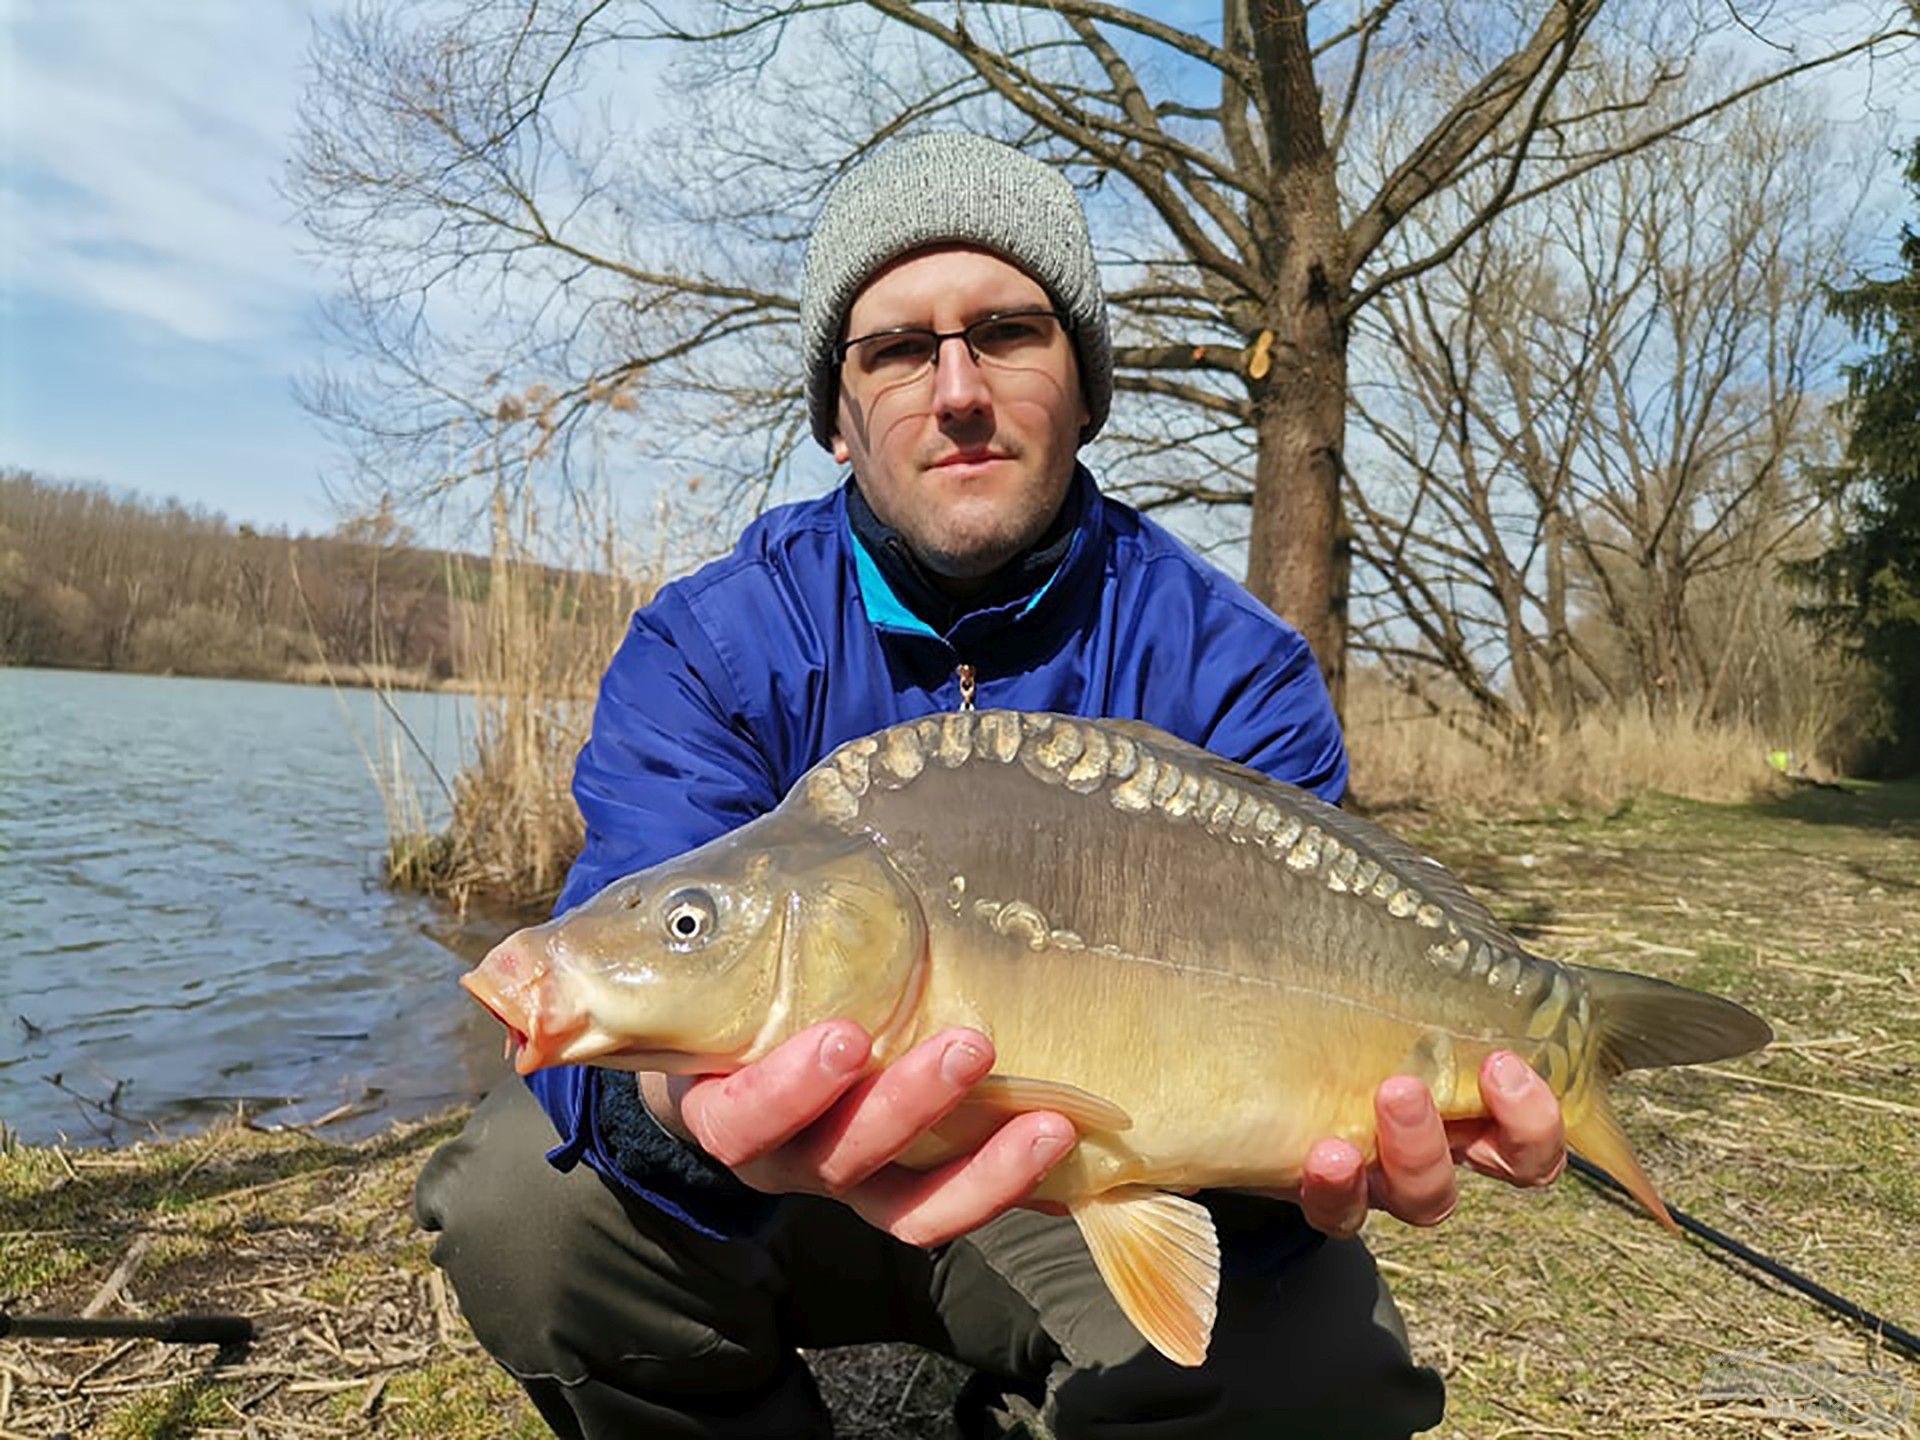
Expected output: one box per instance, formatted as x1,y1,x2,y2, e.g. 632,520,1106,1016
1346,678,1793,813
0,1112,968,1439
1361,779,1920,1437
5,782,1916,1438
0,1114,543,1439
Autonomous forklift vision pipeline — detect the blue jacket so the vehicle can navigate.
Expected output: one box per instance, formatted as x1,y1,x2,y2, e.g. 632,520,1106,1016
529,467,1347,1232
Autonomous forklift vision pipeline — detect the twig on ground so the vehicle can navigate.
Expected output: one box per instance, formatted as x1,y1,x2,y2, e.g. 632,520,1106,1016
1692,1066,1920,1117
80,1234,151,1318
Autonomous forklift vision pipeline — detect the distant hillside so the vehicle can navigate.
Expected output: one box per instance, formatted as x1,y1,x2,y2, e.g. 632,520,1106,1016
0,468,607,687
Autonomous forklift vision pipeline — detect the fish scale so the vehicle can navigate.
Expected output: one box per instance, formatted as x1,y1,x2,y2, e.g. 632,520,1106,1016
463,710,1773,1370
811,711,1530,1021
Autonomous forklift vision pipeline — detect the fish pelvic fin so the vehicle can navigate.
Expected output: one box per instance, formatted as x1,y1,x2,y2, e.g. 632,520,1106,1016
1563,1085,1679,1235
1070,1187,1220,1368
1572,963,1773,1074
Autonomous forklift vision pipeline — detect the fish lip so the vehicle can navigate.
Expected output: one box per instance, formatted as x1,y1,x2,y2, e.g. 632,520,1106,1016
507,1020,582,1074
459,969,522,1030
461,967,591,1075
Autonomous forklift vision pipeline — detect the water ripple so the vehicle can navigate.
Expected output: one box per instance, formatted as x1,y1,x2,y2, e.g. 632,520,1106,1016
1,668,520,1143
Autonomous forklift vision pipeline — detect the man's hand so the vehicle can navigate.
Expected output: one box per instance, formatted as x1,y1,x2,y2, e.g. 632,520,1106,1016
1296,1051,1567,1239
638,1020,1076,1248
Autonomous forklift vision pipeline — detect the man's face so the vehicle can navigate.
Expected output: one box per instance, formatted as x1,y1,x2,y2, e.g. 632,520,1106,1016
832,246,1089,590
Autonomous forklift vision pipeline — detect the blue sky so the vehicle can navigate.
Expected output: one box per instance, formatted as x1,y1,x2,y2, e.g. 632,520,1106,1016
3,2,1916,542
3,0,336,534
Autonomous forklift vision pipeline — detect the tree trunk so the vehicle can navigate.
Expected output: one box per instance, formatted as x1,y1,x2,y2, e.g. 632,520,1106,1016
1246,333,1348,697
1543,506,1577,729
1243,0,1352,706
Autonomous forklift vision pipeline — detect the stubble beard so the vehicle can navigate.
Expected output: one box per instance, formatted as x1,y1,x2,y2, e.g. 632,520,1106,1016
905,480,1065,585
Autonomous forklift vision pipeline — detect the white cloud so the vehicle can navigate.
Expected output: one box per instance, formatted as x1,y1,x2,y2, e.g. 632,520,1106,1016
4,0,318,345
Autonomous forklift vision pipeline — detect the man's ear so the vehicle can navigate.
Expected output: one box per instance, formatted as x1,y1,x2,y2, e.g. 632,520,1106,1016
831,433,851,464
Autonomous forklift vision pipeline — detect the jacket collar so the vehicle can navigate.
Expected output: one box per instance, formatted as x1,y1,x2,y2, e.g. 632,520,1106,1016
845,465,1103,642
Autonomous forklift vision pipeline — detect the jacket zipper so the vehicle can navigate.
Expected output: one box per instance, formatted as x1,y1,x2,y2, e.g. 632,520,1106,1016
955,662,977,712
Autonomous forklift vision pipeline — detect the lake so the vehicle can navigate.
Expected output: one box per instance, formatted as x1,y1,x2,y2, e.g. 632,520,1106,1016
0,667,519,1144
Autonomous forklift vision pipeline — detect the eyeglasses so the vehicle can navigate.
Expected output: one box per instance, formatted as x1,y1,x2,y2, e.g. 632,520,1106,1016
833,308,1072,389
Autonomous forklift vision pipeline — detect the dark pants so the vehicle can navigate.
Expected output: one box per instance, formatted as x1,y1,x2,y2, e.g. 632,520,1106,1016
415,1082,1446,1439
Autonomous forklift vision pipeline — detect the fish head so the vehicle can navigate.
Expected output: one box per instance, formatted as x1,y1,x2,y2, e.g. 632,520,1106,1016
462,817,926,1076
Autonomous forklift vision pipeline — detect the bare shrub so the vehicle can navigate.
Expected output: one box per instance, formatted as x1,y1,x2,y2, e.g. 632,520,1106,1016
129,603,297,678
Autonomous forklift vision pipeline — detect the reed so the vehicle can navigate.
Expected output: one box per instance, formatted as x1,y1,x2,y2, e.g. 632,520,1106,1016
382,485,654,914
281,659,484,692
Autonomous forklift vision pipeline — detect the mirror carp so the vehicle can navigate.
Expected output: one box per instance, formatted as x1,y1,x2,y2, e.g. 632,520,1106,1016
462,710,1772,1367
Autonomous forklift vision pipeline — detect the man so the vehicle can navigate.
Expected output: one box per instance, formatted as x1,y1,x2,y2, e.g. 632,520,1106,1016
416,132,1565,1439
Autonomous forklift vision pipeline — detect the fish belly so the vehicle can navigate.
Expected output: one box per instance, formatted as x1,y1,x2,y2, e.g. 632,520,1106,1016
913,918,1500,1203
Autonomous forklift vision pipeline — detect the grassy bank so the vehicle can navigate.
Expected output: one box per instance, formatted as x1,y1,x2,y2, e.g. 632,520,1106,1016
4,784,1916,1438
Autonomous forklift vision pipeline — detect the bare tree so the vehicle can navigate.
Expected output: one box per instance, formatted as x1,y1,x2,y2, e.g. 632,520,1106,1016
292,0,1917,698
1346,78,1868,741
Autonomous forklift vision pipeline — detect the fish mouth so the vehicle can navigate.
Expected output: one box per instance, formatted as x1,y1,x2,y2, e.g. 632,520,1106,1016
461,968,591,1076
460,970,746,1077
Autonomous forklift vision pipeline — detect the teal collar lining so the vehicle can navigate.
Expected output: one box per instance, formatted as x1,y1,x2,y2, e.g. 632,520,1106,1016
848,517,1072,640
850,530,940,638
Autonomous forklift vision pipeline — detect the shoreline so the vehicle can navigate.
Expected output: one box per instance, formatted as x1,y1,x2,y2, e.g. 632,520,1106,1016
1,657,488,696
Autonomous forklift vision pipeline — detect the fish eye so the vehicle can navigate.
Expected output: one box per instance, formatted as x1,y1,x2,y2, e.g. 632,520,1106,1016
662,888,717,947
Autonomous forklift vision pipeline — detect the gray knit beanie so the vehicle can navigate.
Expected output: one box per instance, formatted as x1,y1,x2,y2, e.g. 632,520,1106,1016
802,132,1112,450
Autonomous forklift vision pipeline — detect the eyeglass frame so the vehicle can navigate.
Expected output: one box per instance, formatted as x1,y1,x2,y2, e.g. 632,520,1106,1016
830,307,1076,377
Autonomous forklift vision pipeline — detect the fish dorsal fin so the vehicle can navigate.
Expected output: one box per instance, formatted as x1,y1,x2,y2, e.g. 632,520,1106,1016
1089,716,1508,937
966,1075,1133,1134
1070,1187,1220,1367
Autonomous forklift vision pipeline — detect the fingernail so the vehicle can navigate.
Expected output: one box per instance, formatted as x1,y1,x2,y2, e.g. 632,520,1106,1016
1311,1139,1358,1181
1031,1130,1073,1167
820,1028,865,1075
941,1040,990,1087
1489,1052,1530,1096
1385,1084,1429,1125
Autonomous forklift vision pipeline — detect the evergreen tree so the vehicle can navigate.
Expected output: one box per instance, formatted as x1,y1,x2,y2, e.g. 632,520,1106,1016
1794,139,1920,775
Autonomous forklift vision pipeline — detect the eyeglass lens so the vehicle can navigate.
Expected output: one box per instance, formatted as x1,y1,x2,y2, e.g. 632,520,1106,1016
844,312,1063,384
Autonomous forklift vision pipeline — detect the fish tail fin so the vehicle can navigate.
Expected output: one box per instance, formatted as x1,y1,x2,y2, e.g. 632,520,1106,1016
1560,964,1772,1234
1571,962,1773,1073
1562,1083,1678,1234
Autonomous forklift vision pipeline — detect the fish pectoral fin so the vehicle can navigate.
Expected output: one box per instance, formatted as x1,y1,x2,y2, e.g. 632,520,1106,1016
1070,1187,1220,1368
965,1075,1133,1133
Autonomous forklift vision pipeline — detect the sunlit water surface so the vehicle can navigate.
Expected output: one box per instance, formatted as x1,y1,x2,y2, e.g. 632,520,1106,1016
0,667,518,1143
